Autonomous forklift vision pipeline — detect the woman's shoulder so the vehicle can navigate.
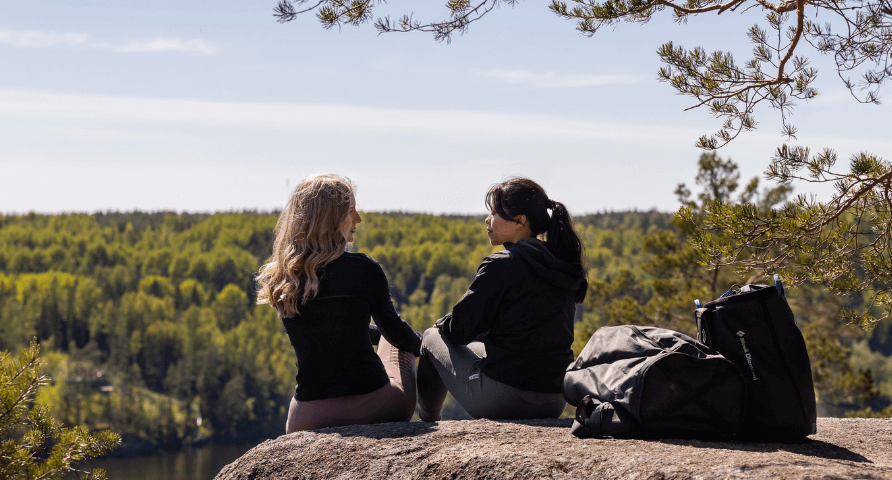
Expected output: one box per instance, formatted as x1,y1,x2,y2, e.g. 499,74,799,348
335,251,380,268
336,252,387,274
484,249,513,262
340,251,375,263
489,241,544,261
480,240,549,273
478,248,523,272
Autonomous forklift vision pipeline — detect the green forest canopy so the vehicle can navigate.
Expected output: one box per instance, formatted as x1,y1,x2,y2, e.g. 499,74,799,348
0,202,890,449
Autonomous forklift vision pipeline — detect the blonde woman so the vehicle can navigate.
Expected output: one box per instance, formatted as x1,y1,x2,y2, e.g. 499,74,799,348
257,174,420,432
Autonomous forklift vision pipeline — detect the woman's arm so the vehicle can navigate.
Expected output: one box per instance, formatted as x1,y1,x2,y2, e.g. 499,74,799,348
368,261,422,356
435,255,508,345
368,323,381,345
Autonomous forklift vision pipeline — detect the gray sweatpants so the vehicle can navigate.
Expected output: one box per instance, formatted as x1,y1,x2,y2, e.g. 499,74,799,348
416,327,566,421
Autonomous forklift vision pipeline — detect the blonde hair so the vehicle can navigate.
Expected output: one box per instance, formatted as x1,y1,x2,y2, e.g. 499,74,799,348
256,174,355,317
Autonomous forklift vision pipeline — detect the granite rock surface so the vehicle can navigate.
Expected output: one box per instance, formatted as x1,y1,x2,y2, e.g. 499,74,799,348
215,417,892,479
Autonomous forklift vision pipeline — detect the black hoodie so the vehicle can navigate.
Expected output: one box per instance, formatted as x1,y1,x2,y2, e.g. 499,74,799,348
435,238,586,393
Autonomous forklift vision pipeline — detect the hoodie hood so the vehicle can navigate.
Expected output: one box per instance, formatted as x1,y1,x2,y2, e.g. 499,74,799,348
505,238,585,291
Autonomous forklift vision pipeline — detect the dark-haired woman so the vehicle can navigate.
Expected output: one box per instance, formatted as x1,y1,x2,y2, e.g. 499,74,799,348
416,177,588,421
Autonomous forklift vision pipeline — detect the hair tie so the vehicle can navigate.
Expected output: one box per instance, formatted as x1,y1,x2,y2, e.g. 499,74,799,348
548,200,557,210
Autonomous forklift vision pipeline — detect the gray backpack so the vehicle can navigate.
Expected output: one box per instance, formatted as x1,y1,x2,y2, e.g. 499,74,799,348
564,325,745,438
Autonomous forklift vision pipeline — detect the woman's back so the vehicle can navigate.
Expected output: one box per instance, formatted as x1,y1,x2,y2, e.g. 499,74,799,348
283,252,420,401
437,238,583,393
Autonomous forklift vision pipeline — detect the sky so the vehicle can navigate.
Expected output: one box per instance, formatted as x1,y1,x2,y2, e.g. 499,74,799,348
1,0,889,215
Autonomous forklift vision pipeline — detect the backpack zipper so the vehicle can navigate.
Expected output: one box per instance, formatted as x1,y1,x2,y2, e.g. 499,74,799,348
628,325,664,351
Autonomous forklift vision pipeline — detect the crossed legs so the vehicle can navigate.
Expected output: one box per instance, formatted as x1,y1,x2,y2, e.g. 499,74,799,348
417,327,567,421
285,336,416,433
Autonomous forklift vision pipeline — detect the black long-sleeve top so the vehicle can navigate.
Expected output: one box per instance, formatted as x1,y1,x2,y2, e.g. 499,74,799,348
282,252,421,401
435,238,585,393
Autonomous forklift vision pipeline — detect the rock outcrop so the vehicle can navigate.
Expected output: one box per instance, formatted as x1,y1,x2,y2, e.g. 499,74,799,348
215,417,892,479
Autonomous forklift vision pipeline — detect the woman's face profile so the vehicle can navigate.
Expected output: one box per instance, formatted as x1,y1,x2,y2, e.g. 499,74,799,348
485,211,529,246
340,202,362,242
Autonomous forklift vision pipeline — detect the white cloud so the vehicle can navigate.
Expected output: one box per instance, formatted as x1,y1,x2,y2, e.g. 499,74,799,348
0,88,702,143
0,28,217,55
0,29,89,48
481,68,638,88
114,38,217,55
4,90,889,159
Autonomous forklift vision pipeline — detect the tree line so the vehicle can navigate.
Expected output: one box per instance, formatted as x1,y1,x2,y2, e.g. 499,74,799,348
0,160,890,456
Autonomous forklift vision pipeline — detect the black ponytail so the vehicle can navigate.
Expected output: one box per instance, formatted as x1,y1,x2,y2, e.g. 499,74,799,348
485,177,588,303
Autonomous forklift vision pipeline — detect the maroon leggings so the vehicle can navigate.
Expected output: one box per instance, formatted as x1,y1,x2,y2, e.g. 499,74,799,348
285,337,417,433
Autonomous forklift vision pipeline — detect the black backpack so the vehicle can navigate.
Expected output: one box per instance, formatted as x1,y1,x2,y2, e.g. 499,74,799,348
695,278,817,439
564,325,745,438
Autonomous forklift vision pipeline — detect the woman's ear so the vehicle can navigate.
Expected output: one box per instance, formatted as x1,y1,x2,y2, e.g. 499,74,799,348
514,214,534,239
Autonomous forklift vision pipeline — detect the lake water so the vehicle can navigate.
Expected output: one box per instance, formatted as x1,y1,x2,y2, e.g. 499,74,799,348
70,442,259,480
73,396,473,479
